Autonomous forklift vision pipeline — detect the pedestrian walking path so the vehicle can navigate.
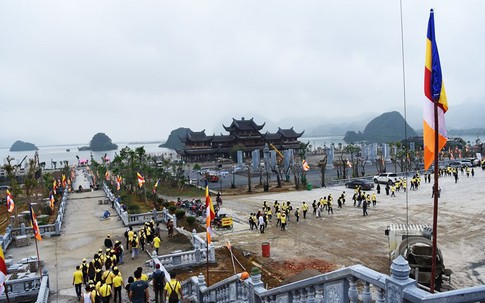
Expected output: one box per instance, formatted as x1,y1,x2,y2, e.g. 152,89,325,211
8,177,129,302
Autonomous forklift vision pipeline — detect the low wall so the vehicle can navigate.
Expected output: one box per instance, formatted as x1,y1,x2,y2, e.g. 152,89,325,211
0,190,69,251
175,256,485,303
103,183,175,227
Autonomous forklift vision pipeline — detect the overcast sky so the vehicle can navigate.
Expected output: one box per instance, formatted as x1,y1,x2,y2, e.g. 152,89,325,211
1,1,484,146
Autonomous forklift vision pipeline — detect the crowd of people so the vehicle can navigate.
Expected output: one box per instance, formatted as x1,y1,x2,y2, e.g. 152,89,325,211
71,216,184,303
248,190,353,233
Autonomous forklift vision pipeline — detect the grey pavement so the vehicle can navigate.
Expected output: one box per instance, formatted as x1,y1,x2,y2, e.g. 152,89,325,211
8,168,151,303
7,166,485,301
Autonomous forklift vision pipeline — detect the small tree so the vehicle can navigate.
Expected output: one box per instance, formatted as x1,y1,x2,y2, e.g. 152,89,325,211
317,153,328,188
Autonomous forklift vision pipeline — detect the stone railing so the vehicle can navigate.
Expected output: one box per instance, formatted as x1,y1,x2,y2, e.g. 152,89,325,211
103,182,176,227
0,190,69,250
155,248,210,271
35,273,50,303
0,227,14,251
176,255,485,303
0,270,48,303
149,230,215,273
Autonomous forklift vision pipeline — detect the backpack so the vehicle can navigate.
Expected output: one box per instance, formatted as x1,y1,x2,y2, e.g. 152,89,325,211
168,281,179,303
153,270,165,289
94,290,102,303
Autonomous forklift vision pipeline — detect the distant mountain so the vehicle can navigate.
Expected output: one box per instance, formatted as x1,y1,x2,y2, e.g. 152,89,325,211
160,127,191,150
9,140,38,152
79,133,118,151
343,111,417,144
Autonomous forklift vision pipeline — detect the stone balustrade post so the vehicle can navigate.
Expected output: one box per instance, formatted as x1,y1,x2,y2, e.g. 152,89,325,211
55,219,60,235
385,255,415,303
195,248,201,263
20,223,26,236
247,267,265,303
348,277,358,303
207,243,215,263
152,208,157,221
362,282,372,303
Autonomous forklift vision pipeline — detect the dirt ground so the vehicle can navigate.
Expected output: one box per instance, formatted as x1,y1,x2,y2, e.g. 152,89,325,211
202,167,485,291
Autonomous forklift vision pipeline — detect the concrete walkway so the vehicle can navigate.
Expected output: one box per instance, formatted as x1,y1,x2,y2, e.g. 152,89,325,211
7,169,146,303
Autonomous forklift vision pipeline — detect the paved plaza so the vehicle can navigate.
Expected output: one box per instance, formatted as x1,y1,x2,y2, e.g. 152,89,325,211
6,166,485,302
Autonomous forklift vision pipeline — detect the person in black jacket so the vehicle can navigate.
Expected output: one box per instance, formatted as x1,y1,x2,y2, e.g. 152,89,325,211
104,234,113,249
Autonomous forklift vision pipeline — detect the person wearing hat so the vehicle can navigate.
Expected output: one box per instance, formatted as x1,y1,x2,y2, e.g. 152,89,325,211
127,226,134,251
104,234,113,249
131,234,139,260
98,249,106,267
114,240,124,265
81,258,89,285
295,207,301,223
104,250,113,270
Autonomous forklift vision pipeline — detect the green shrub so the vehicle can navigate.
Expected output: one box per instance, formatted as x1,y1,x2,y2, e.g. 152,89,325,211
162,201,170,208
175,209,186,219
168,205,177,213
128,204,140,213
186,216,196,225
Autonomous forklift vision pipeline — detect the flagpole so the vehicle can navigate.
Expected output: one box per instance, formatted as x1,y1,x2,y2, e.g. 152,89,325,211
429,95,440,293
3,282,10,303
30,203,43,276
33,236,43,277
206,236,209,286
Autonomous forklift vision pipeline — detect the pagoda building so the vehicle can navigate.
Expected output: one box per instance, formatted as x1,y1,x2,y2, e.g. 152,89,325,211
178,117,304,162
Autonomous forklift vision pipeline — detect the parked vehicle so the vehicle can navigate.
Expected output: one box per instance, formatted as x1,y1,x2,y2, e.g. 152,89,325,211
373,173,398,185
345,179,374,190
447,161,462,169
212,213,233,231
209,174,219,182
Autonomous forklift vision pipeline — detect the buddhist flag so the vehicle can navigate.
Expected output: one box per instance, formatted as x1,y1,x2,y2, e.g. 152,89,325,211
52,178,57,195
6,190,14,213
302,159,310,171
152,180,159,194
205,181,216,244
116,176,122,191
137,172,145,188
50,193,55,210
30,204,42,241
62,174,67,188
0,245,7,296
105,171,110,181
424,9,448,170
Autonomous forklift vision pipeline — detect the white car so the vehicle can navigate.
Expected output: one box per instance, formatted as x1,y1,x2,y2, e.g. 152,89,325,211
373,173,398,185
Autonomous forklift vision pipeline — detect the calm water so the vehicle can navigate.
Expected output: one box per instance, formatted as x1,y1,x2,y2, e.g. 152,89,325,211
0,142,176,168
